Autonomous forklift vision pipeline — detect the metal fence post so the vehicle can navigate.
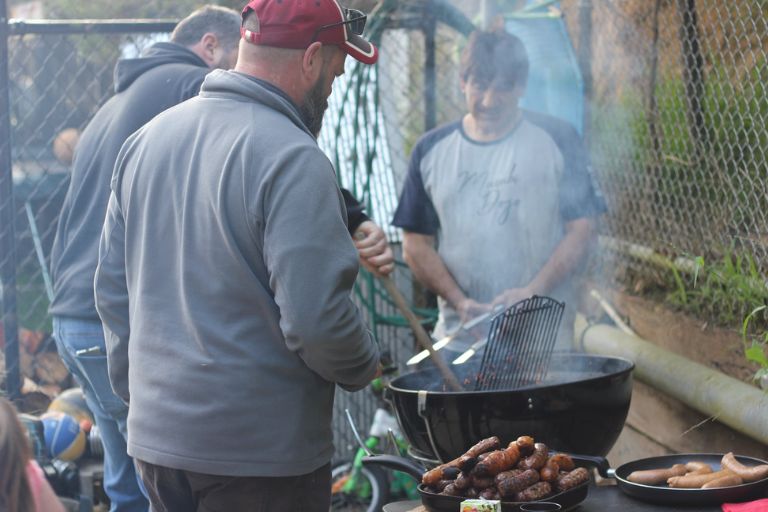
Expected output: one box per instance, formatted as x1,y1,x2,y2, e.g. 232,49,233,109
480,0,497,30
424,7,437,133
676,0,707,155
0,0,21,400
578,0,593,144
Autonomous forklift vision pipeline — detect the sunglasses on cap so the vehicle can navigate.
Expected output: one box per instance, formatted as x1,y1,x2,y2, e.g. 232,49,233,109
312,7,367,43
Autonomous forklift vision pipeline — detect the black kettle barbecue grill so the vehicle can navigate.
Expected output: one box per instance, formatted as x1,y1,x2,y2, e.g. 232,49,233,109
366,350,634,511
385,353,635,464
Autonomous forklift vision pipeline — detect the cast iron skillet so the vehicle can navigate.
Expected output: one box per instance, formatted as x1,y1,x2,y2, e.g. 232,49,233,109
417,481,589,512
574,453,768,505
363,454,590,512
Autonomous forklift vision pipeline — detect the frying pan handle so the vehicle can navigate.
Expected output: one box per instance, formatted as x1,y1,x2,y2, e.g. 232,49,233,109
567,454,614,479
362,454,425,481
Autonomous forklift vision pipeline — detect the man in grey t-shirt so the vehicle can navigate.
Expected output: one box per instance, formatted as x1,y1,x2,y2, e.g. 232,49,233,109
393,30,605,356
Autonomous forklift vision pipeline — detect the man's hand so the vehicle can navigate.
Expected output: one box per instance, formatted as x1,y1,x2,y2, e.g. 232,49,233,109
455,297,493,324
353,220,395,276
491,286,534,310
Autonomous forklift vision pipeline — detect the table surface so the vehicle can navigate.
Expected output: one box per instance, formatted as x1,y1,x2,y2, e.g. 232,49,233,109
382,483,748,512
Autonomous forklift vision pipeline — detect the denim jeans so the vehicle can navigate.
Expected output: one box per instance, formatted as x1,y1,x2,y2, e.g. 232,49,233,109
53,316,148,512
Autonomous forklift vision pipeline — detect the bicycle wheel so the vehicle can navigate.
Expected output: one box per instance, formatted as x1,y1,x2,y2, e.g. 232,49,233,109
330,460,389,512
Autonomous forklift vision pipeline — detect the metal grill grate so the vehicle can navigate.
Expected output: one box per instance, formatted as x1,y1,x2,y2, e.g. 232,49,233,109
474,296,565,391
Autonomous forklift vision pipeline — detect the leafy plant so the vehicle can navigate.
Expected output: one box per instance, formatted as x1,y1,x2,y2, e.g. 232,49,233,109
742,306,768,385
666,250,768,329
662,250,768,386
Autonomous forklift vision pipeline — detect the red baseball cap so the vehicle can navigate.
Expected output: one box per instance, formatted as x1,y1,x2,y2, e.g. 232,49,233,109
241,0,378,65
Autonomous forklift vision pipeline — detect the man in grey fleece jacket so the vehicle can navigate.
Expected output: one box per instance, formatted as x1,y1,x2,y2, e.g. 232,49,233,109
50,7,241,512
94,0,381,510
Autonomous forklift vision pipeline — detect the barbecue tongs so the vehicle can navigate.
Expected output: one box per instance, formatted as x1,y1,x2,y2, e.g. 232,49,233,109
405,306,502,366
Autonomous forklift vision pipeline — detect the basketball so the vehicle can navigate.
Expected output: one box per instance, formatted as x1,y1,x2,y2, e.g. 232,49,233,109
40,411,86,461
48,387,94,426
52,127,80,165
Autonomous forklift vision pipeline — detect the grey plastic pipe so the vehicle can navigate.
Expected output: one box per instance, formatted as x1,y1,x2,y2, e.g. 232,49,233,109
574,315,768,446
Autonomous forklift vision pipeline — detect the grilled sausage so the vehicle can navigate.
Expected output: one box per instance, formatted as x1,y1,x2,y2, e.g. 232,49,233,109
433,479,454,492
548,453,575,472
667,469,735,488
422,454,476,485
685,461,713,475
421,437,498,485
519,443,549,471
701,474,743,489
466,436,502,458
471,476,496,489
516,436,536,456
473,446,521,477
515,481,553,502
627,464,687,485
495,469,523,486
540,460,560,482
422,465,453,486
453,472,472,491
422,467,448,486
505,443,521,465
440,483,462,496
423,457,468,486
721,452,768,483
497,469,540,498
442,467,460,480
556,467,590,491
479,488,501,500
458,456,479,474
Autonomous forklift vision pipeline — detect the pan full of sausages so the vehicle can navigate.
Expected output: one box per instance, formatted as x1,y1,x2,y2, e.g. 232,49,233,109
418,435,591,511
627,452,768,489
572,451,768,506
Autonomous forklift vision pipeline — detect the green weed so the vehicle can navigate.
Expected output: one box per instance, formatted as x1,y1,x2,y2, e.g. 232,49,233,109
742,306,768,383
664,250,768,384
666,250,768,328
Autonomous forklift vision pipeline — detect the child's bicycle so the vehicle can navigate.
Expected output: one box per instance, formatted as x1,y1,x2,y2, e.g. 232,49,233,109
330,354,419,512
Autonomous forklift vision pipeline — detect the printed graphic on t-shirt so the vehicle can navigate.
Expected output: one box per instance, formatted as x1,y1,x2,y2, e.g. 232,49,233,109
459,162,520,226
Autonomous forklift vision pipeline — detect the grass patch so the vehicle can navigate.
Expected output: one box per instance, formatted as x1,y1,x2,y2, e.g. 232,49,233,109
666,250,768,329
662,249,768,383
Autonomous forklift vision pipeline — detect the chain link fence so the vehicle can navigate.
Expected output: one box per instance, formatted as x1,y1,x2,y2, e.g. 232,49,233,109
580,0,768,326
0,23,179,414
1,0,767,462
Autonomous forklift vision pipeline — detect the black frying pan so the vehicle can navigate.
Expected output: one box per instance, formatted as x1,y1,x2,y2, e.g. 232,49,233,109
575,453,768,505
417,481,589,512
363,454,590,512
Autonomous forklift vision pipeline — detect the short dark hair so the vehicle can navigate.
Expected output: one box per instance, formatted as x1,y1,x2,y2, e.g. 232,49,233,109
460,30,529,89
171,5,241,51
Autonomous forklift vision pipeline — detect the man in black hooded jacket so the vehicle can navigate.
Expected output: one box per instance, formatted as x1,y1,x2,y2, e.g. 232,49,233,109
49,8,242,510
50,5,393,511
